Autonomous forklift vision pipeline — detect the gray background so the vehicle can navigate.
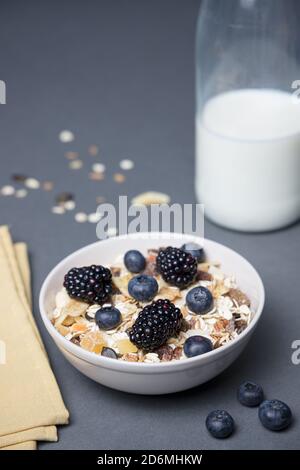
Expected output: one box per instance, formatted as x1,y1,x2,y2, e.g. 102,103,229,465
0,0,299,450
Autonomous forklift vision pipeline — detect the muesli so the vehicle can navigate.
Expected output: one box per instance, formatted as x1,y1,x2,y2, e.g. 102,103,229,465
51,243,253,363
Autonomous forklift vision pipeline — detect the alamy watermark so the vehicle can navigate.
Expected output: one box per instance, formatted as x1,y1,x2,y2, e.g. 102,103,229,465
95,196,204,240
291,340,300,365
0,80,6,104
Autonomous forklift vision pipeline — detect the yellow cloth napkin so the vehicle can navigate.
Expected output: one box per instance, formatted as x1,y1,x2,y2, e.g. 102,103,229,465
0,226,69,450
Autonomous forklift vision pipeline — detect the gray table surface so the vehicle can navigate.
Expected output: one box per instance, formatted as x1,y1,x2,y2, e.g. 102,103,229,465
0,0,299,450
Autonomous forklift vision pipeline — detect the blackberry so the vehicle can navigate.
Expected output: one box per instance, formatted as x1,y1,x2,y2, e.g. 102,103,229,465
64,265,112,304
156,246,197,289
128,299,182,351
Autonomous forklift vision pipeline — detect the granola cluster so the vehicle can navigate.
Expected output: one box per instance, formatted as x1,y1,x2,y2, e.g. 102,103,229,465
51,249,253,363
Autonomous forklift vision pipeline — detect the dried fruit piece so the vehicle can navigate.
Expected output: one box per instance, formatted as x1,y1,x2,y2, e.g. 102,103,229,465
80,331,106,353
62,315,76,326
116,338,138,354
70,322,89,334
56,324,70,336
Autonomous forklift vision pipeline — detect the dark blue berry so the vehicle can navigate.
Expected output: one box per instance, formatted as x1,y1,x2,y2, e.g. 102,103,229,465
181,242,205,263
238,381,264,407
183,335,213,358
101,347,118,359
186,286,213,314
128,274,158,302
206,410,234,439
124,250,146,273
95,306,121,330
259,400,292,431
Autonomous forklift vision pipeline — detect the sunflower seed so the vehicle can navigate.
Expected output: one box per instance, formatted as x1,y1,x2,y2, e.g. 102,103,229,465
75,212,88,223
42,181,54,191
113,173,125,183
88,145,99,156
1,185,15,196
92,163,106,173
65,151,78,160
59,130,74,143
89,172,104,181
64,200,76,211
120,159,134,170
25,178,40,189
55,192,74,204
11,174,27,182
88,212,102,223
52,206,65,214
15,189,28,198
69,160,83,170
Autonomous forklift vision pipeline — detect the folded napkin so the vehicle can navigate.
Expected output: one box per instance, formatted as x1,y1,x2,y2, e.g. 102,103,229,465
0,226,69,450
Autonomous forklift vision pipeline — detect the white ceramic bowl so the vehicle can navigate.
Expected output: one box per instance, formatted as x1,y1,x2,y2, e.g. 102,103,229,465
39,232,265,395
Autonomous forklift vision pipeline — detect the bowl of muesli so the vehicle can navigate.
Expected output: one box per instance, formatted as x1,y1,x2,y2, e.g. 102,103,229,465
39,232,265,394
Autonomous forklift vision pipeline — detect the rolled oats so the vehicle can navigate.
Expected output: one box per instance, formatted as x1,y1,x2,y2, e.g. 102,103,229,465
52,246,254,363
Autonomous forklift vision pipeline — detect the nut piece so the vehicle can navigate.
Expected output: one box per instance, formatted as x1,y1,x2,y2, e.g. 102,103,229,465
155,345,174,362
196,270,212,281
122,353,138,362
228,288,251,307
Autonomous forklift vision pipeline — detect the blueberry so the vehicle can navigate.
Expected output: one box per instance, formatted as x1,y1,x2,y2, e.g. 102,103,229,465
206,410,235,439
101,347,118,359
95,306,121,330
124,250,146,273
238,381,264,407
128,274,158,302
186,286,213,314
181,242,205,263
259,400,292,431
183,335,213,358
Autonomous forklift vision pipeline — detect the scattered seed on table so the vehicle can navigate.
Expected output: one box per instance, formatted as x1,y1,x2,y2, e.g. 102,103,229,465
65,151,79,160
120,159,134,170
42,181,54,191
15,189,28,198
96,196,106,204
113,173,125,183
131,191,170,206
11,174,27,182
59,130,74,143
107,226,118,237
88,212,102,223
52,206,65,214
75,212,88,223
25,178,40,189
69,159,83,170
89,172,104,181
88,145,99,156
92,163,106,173
55,192,74,204
1,185,15,196
64,200,76,211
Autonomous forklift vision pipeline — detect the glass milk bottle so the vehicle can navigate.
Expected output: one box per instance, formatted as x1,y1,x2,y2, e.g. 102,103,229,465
196,0,300,232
